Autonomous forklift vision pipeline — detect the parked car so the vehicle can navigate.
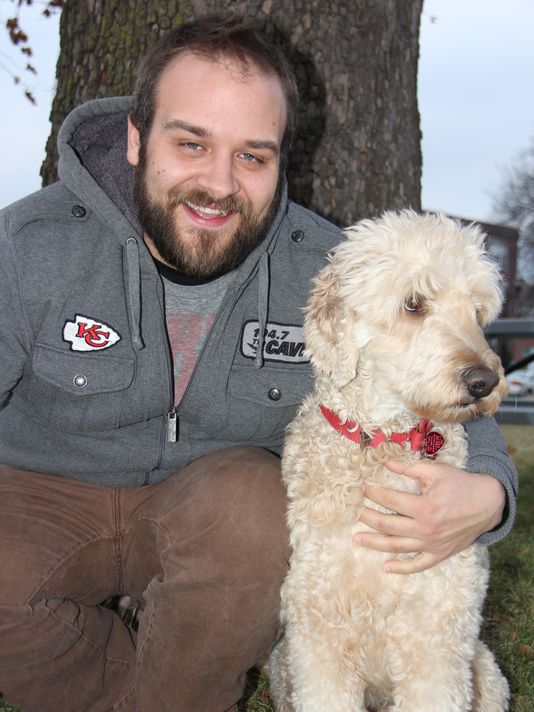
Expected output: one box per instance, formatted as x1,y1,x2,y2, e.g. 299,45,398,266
506,368,534,396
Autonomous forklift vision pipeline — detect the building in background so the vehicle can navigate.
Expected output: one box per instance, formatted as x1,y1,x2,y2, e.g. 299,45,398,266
455,217,519,317
447,216,533,369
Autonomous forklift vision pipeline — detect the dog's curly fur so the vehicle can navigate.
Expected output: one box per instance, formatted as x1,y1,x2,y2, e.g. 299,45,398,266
268,211,510,711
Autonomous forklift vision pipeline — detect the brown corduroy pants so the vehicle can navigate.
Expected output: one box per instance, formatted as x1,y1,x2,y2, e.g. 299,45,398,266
0,446,288,712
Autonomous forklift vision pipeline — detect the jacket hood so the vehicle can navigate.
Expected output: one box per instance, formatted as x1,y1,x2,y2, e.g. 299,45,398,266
57,96,142,238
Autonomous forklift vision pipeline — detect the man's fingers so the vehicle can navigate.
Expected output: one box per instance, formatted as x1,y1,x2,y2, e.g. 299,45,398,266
385,459,434,484
353,531,423,554
352,531,442,574
358,505,417,536
362,485,424,520
383,552,437,575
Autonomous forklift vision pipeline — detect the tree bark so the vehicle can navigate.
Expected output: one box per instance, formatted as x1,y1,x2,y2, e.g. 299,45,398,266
42,0,423,225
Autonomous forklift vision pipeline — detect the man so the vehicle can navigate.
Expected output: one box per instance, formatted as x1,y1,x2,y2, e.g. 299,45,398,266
0,14,517,712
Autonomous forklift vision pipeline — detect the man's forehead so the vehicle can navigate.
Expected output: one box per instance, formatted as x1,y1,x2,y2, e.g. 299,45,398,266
157,50,285,99
186,50,263,78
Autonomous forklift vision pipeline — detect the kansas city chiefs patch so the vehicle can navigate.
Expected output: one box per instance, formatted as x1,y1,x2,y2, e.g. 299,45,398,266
63,315,121,351
241,320,309,363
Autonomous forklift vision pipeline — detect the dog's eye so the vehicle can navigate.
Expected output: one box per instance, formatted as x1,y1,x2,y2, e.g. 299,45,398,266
404,295,424,313
475,305,485,324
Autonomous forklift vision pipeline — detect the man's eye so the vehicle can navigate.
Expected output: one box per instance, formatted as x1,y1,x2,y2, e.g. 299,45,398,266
181,142,203,152
239,152,263,163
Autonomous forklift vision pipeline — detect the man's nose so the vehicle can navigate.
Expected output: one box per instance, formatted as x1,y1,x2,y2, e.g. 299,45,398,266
197,153,240,199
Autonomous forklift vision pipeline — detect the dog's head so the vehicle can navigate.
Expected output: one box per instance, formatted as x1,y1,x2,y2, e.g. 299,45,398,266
305,210,507,423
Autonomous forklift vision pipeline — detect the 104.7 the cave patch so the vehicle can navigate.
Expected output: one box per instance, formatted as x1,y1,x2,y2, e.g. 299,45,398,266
240,321,309,364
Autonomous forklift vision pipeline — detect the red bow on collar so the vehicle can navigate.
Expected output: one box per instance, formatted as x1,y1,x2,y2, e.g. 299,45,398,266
319,405,445,458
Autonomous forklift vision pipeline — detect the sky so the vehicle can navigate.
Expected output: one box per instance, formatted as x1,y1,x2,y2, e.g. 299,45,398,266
0,0,533,223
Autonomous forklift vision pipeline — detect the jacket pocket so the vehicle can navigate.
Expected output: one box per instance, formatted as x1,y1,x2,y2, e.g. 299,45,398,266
18,343,136,432
215,365,312,444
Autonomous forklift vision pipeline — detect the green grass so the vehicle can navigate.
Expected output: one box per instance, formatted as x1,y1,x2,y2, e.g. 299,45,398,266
479,425,534,712
2,425,533,712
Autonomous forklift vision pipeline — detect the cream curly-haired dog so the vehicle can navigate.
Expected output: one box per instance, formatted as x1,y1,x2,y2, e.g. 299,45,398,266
268,211,509,711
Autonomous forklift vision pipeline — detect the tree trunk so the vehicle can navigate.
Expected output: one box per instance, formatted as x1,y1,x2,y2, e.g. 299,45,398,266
42,0,422,225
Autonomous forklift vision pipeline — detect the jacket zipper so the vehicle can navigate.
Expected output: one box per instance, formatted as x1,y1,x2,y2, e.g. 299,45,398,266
154,279,178,472
167,407,178,443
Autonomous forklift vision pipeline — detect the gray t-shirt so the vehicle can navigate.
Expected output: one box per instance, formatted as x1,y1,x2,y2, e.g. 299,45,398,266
161,270,235,404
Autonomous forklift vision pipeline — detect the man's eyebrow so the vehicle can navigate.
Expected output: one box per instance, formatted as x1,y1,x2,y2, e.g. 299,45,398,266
162,119,210,137
245,139,280,154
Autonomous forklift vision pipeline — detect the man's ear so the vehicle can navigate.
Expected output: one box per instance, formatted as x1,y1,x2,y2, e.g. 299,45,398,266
126,114,141,167
304,263,358,387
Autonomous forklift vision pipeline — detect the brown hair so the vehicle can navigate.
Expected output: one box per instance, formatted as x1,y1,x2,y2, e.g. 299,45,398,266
130,14,299,159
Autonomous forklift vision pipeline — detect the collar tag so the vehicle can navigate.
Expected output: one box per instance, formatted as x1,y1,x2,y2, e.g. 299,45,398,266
423,431,445,458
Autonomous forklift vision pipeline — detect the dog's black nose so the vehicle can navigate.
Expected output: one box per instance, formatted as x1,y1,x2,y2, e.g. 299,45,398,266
462,367,499,399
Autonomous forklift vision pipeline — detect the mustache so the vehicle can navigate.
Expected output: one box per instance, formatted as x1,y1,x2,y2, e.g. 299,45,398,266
167,188,250,216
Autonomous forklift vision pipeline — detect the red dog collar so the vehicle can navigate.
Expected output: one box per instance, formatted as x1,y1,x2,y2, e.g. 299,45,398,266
319,405,445,458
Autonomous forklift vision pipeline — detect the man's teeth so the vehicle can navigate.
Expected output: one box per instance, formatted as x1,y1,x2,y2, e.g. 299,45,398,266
185,201,229,217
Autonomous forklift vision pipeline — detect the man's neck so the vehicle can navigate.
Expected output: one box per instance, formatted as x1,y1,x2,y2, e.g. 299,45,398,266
153,257,223,286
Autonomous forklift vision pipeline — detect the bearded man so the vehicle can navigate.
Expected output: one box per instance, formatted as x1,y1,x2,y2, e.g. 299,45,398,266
0,14,517,712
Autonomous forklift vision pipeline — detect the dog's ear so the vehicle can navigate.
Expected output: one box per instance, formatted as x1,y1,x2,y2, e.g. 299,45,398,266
304,263,358,387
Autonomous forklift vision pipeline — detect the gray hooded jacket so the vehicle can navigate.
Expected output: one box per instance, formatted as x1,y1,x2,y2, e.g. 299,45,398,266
0,97,517,543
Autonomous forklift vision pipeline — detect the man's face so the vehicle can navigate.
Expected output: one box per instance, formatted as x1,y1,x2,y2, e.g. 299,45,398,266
127,52,287,278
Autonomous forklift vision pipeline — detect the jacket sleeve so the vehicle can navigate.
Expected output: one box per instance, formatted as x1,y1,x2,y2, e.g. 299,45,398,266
464,415,518,545
0,211,32,408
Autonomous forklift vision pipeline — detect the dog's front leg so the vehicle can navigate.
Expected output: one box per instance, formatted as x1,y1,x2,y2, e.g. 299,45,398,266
279,547,367,712
284,620,366,712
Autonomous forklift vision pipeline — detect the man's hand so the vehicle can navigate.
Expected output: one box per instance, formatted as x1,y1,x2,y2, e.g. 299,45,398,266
353,460,506,574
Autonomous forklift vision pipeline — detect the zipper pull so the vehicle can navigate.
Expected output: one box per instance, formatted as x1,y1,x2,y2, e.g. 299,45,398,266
167,409,178,443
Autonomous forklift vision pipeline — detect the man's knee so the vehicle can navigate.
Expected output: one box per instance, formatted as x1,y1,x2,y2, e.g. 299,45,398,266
0,467,118,607
159,447,289,581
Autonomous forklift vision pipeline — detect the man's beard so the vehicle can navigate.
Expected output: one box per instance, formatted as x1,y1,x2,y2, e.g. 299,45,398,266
133,156,282,280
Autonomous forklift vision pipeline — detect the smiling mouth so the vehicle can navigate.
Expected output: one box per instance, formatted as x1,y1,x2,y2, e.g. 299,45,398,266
184,201,231,218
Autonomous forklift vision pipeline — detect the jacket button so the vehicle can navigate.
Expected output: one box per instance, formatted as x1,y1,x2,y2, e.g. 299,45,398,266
73,374,88,388
71,205,87,218
268,388,281,401
291,229,304,242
